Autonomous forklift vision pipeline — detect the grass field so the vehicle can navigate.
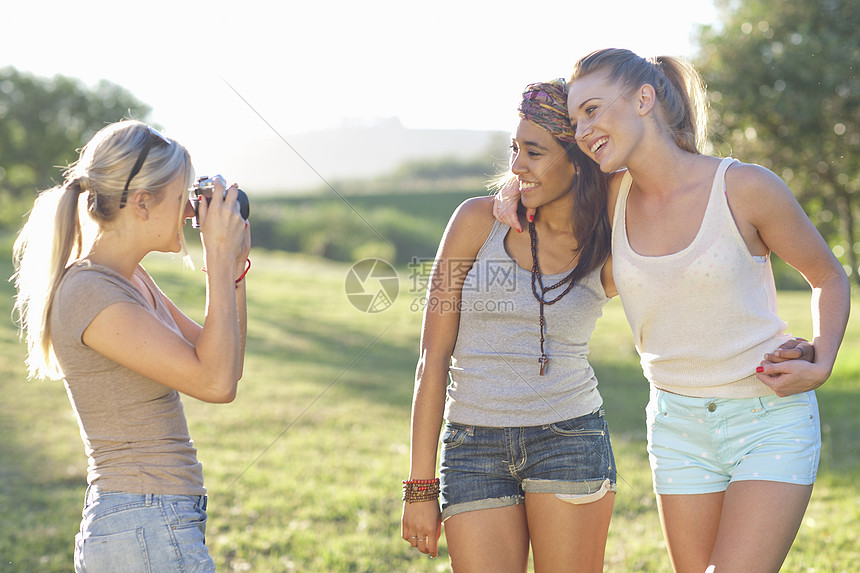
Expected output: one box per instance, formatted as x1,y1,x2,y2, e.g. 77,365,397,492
0,247,857,572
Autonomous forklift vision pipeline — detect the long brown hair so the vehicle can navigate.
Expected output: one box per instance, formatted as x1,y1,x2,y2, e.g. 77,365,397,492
558,137,611,284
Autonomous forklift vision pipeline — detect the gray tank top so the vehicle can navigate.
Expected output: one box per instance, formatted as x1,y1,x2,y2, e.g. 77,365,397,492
444,220,609,427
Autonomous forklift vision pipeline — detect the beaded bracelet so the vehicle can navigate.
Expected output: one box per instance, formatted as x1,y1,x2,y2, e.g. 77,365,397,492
402,478,440,503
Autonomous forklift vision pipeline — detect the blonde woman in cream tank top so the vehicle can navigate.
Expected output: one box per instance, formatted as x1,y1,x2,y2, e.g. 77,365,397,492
563,50,848,573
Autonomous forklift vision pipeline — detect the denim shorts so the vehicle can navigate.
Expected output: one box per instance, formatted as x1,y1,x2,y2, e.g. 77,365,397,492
646,388,821,495
74,485,215,573
439,409,617,521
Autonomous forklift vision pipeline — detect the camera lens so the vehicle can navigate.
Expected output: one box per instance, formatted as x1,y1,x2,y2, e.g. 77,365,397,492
236,189,250,220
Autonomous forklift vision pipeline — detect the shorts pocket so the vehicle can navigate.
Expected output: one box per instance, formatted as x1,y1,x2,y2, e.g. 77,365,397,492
76,527,151,572
441,423,471,450
547,413,606,438
645,396,669,432
754,394,815,428
169,514,214,572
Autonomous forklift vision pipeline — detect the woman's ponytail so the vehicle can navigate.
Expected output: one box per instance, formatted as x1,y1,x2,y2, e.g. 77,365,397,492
12,176,86,379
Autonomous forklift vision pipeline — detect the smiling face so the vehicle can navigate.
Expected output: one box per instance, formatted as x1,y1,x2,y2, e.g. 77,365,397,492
510,118,577,211
567,71,642,173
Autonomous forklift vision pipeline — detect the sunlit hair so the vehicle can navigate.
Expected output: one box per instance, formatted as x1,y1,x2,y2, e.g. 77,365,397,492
571,48,709,153
11,120,193,379
491,81,611,284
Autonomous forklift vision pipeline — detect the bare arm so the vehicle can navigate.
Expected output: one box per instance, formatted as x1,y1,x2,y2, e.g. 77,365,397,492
727,163,850,395
83,183,250,403
401,196,496,557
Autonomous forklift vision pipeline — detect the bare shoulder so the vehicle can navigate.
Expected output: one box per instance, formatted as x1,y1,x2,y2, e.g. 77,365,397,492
724,160,802,225
455,195,497,218
449,196,498,232
725,160,791,200
441,195,498,259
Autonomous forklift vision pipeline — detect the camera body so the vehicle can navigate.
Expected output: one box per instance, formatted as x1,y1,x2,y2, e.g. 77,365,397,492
190,175,250,229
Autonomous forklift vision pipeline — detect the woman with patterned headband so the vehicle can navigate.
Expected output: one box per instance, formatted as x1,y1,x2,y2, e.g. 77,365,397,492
12,120,251,571
401,79,617,572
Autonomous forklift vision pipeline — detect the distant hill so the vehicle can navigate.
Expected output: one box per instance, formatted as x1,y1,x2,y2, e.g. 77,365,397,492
222,117,509,194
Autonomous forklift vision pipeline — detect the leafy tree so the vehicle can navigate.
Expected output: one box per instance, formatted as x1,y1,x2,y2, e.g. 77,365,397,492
696,0,860,287
0,67,151,226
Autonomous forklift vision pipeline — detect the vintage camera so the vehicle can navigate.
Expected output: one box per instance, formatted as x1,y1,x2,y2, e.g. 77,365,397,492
190,175,250,229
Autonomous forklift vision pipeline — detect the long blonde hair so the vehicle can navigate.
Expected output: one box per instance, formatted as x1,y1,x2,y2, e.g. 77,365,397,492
571,48,709,153
12,120,192,379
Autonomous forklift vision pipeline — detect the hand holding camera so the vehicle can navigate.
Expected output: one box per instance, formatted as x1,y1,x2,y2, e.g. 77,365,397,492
190,175,250,229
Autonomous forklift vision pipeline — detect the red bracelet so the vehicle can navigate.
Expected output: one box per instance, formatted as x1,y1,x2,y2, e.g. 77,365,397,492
402,478,440,503
201,258,251,287
234,258,251,288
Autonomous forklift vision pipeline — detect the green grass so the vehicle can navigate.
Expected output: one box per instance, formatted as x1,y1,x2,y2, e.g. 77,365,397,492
0,248,857,572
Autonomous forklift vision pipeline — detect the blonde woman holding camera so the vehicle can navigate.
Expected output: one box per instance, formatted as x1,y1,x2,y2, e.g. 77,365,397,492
13,120,251,571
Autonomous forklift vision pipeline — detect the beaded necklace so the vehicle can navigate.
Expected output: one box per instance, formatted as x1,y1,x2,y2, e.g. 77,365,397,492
529,220,579,376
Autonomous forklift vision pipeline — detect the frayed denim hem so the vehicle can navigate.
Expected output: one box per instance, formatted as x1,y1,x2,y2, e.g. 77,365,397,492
441,495,524,521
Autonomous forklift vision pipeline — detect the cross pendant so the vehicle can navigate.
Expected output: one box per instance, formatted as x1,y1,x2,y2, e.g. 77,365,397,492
539,355,549,376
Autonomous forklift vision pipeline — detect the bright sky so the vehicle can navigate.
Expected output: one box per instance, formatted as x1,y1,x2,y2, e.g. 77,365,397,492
3,0,719,186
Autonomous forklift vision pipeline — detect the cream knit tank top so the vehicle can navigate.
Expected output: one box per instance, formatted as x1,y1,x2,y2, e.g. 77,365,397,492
612,157,789,398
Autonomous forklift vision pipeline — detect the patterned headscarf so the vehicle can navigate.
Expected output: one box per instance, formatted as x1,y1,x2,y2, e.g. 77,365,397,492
517,78,577,144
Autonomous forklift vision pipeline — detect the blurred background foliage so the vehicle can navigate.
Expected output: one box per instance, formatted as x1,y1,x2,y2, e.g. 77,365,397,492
1,0,858,290
697,0,859,288
0,66,152,228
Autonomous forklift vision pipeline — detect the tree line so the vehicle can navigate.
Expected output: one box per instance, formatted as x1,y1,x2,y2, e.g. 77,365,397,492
698,0,859,285
1,0,857,287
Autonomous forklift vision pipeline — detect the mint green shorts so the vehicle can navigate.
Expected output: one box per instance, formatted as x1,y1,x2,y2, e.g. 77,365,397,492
646,388,820,495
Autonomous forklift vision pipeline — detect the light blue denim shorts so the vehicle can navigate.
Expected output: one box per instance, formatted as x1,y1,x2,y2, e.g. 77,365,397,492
74,485,215,573
646,388,820,495
439,409,617,521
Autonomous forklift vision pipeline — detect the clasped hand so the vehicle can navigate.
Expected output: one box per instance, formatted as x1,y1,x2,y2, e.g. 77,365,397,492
757,338,825,396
